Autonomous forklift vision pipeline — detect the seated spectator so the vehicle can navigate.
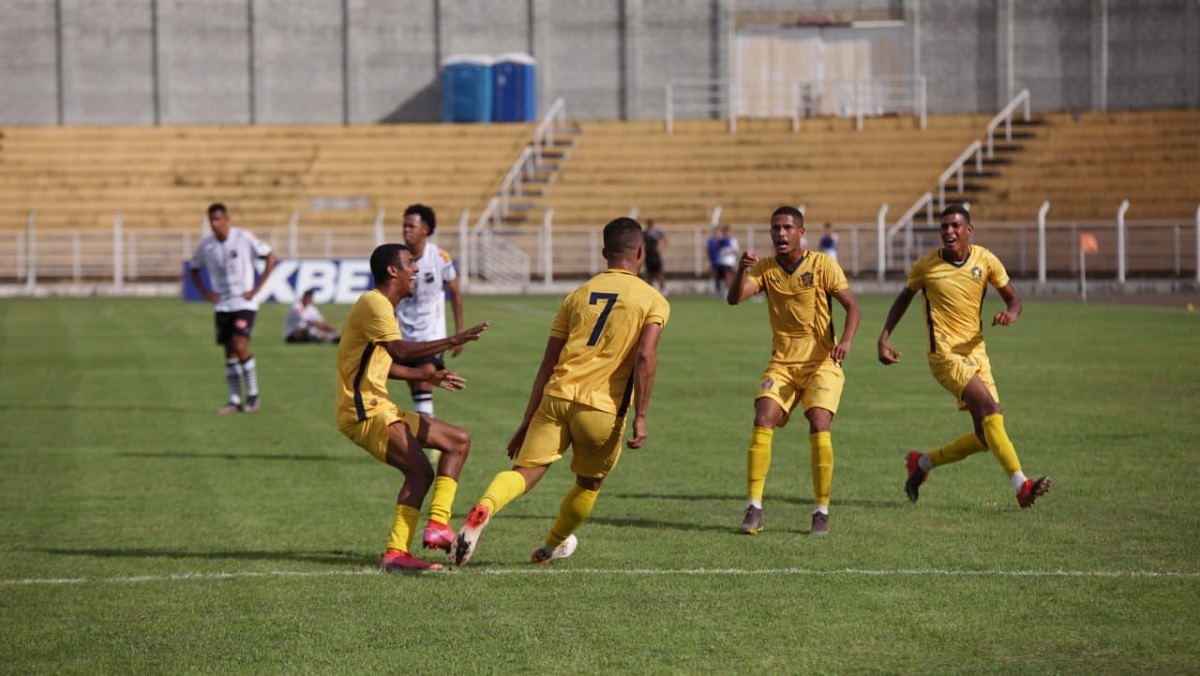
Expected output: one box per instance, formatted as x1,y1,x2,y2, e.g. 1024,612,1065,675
284,289,340,343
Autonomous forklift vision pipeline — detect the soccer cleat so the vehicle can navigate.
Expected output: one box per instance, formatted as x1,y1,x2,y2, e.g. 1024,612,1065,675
737,505,764,534
810,511,829,536
217,402,242,415
452,503,491,566
243,396,260,413
379,550,444,573
1017,476,1053,509
530,534,578,564
421,521,456,553
905,451,928,503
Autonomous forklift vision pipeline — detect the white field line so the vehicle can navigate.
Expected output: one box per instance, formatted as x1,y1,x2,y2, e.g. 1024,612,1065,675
3,567,1199,586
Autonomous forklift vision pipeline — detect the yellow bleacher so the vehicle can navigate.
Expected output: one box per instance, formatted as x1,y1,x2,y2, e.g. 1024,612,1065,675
965,110,1200,222
517,115,992,227
0,123,534,231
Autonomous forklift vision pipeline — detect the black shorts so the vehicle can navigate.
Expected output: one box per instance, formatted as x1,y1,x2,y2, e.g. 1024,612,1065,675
399,353,446,372
214,310,257,345
646,254,664,274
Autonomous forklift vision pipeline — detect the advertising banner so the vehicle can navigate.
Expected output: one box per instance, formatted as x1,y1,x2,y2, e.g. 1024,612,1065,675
182,259,374,304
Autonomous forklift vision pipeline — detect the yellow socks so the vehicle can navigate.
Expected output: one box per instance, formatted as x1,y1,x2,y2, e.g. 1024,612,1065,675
546,484,600,548
427,476,457,525
385,504,421,553
746,426,774,502
982,413,1022,476
478,470,527,515
809,431,833,509
928,433,987,467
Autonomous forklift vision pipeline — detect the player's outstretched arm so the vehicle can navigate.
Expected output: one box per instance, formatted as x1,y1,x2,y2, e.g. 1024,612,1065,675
507,336,567,458
383,321,489,363
991,283,1023,326
388,362,466,391
878,287,916,365
830,287,861,364
725,252,760,305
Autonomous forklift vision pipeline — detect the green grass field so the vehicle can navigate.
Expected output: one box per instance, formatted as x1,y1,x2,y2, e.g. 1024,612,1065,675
2,293,1199,673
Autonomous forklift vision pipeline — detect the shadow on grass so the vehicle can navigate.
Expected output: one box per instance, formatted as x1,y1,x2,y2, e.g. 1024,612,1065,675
118,452,357,462
609,491,905,510
41,547,374,566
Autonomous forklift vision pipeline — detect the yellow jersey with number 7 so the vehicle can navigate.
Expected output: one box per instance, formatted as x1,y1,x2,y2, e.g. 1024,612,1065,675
541,268,670,415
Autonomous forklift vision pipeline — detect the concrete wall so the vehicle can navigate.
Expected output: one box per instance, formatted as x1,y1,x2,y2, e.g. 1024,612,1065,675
158,0,250,124
0,0,1195,126
0,0,58,124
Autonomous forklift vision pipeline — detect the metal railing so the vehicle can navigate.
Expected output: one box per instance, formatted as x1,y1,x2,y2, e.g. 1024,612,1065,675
938,140,984,210
5,203,1199,290
493,97,569,220
986,88,1031,159
666,75,927,134
665,79,733,135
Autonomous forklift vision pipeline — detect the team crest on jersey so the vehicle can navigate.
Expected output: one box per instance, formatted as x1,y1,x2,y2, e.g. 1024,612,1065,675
800,272,814,288
424,272,435,284
760,377,775,391
970,265,982,282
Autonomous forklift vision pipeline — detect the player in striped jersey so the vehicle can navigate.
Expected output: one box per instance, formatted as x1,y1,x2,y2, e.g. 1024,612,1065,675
189,203,277,414
452,217,669,566
395,204,464,420
335,243,488,572
877,204,1051,508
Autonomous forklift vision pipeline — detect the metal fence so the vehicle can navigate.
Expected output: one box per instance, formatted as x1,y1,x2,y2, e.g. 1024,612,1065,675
3,213,1197,290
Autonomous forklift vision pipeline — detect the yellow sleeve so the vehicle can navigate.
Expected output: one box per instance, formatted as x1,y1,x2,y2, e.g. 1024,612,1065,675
822,255,849,293
548,293,572,339
986,249,1011,289
647,293,670,327
744,258,771,293
905,254,928,291
364,292,402,343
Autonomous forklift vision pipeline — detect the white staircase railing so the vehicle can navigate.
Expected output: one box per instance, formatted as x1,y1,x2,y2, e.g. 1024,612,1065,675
886,192,935,273
986,88,1031,159
496,97,569,219
938,140,984,210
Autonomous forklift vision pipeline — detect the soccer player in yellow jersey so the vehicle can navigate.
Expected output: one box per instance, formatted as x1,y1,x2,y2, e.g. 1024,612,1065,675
877,204,1051,508
728,206,861,536
335,243,489,573
452,217,669,566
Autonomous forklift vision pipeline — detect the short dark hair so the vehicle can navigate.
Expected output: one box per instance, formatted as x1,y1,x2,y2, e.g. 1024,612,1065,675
370,243,410,283
404,203,437,233
603,217,644,254
771,205,804,224
207,203,227,218
941,204,971,224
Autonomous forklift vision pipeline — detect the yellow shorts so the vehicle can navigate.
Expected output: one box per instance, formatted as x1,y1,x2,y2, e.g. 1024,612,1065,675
514,395,625,479
755,359,845,427
338,402,421,463
928,346,999,411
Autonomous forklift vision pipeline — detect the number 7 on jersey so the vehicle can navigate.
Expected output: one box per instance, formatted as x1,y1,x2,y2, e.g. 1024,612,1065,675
587,292,619,346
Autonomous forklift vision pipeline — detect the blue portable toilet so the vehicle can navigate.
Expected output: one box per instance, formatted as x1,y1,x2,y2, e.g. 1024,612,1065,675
492,53,537,122
441,55,494,123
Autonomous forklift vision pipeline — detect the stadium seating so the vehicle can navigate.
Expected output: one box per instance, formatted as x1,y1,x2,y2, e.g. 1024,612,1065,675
508,115,992,227
959,110,1200,222
0,123,533,231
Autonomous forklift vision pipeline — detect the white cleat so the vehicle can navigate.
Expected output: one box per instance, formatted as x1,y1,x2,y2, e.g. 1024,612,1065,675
530,534,578,564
